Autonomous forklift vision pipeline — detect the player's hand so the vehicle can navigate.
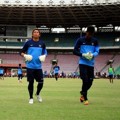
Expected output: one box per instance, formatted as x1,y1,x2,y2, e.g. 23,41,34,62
24,54,33,61
87,52,93,60
89,52,93,60
39,55,46,62
82,52,93,61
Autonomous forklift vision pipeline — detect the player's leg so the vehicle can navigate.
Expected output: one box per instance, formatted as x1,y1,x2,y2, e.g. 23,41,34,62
20,74,22,82
55,73,58,81
87,66,94,90
109,75,112,83
0,74,1,79
36,82,43,95
82,66,94,105
79,64,89,103
34,69,44,102
2,74,4,80
0,74,3,80
27,68,34,104
55,73,57,80
28,80,34,99
20,74,23,80
18,74,20,82
111,75,113,83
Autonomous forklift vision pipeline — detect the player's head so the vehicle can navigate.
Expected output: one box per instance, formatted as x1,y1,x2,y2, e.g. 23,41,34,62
19,64,21,67
110,64,112,67
86,26,95,39
32,28,41,39
54,63,57,66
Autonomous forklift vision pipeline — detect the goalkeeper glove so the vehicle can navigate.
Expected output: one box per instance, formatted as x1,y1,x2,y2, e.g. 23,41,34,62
82,52,93,61
24,54,33,61
88,52,93,60
39,55,46,62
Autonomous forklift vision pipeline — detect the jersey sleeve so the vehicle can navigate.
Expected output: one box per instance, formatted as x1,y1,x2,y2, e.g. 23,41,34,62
20,41,29,54
57,66,60,70
42,43,47,56
93,40,99,57
73,38,82,57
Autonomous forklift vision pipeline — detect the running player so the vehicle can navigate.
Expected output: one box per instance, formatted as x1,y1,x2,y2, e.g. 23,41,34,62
20,28,47,104
108,64,115,83
73,26,99,105
0,67,4,80
53,63,60,81
17,64,23,83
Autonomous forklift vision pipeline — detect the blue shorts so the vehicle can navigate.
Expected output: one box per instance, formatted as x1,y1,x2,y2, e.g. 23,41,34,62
18,74,23,79
27,68,43,83
109,75,113,79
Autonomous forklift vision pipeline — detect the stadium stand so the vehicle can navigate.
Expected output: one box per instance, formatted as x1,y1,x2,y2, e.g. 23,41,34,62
0,52,119,76
0,0,119,77
55,54,78,73
0,41,24,47
95,32,120,47
0,53,24,64
115,67,120,75
95,54,120,75
42,54,55,72
94,54,113,72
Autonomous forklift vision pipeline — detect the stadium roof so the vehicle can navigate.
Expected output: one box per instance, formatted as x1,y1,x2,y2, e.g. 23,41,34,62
0,0,120,28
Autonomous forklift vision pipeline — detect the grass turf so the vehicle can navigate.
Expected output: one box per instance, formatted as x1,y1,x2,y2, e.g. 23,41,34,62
0,77,120,120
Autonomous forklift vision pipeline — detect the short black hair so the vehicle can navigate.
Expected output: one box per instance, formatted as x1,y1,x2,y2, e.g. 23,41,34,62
87,26,95,33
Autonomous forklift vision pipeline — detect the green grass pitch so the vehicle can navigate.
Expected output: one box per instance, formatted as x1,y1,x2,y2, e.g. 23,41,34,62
0,77,120,120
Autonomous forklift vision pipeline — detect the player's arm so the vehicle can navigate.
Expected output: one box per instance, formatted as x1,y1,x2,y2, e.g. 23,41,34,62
42,44,47,56
73,38,91,60
20,42,33,61
92,40,99,57
20,42,28,56
73,38,82,57
113,68,115,74
39,43,47,62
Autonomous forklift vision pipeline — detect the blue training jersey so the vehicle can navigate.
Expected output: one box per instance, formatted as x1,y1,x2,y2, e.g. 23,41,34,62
0,69,4,74
21,39,47,69
17,67,22,74
53,66,60,74
73,36,99,67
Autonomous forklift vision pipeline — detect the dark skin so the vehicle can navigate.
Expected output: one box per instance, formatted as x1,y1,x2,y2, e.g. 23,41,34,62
85,32,94,40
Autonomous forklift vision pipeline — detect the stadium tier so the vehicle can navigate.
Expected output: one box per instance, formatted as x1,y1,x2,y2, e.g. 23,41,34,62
95,54,113,72
0,32,120,47
0,41,24,47
42,54,55,71
102,54,120,74
55,54,78,73
0,53,24,64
